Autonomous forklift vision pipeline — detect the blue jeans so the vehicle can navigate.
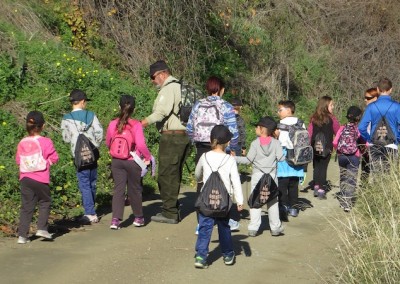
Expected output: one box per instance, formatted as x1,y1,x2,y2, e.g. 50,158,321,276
195,213,234,260
338,154,360,206
77,167,97,215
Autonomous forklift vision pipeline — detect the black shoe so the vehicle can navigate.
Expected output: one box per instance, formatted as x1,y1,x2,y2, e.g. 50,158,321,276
151,213,178,224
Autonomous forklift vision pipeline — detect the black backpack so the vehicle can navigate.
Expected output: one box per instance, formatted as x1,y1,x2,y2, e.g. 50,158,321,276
245,156,279,208
248,173,278,209
71,111,99,170
313,131,330,157
371,103,396,146
168,79,205,126
195,154,232,218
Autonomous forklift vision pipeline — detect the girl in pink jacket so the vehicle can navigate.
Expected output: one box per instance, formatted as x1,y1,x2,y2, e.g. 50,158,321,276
16,111,59,244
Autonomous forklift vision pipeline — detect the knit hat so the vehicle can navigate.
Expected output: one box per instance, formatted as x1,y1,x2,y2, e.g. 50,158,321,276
210,125,233,144
26,111,45,126
149,60,169,77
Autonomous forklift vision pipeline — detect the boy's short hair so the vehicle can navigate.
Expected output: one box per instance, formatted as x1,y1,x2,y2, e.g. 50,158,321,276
377,78,392,92
278,100,295,114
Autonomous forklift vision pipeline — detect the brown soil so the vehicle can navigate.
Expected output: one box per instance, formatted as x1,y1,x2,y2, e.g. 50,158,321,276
0,163,344,284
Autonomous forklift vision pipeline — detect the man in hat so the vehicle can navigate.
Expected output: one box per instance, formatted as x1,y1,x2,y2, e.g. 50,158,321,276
61,89,103,224
141,60,190,224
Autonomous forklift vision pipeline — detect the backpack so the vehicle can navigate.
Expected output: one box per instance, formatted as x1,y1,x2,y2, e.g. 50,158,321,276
109,122,134,159
193,98,224,142
248,173,278,209
337,123,358,155
195,154,232,218
282,119,313,165
18,136,47,173
71,111,98,170
313,131,330,157
371,103,396,146
168,79,205,126
74,134,98,170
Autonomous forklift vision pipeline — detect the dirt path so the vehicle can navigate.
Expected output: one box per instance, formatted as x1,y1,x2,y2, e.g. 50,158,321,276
0,162,343,284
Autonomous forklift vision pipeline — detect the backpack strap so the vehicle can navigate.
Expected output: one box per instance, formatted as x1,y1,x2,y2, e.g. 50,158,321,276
204,153,229,173
374,102,394,119
70,110,93,133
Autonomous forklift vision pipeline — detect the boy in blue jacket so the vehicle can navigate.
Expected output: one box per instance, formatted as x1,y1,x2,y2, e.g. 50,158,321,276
276,100,305,219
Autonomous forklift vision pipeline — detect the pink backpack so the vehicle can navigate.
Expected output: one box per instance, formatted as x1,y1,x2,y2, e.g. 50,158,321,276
18,136,47,172
109,122,135,159
337,123,358,155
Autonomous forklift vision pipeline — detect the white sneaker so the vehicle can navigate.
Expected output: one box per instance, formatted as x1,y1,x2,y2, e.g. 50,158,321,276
271,225,284,236
17,236,30,244
87,214,99,223
35,230,53,239
228,219,240,231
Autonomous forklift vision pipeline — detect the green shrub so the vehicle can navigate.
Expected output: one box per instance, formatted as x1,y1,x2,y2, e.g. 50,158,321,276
334,162,400,283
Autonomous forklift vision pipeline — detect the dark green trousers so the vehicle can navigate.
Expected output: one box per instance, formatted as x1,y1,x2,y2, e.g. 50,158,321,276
158,133,190,220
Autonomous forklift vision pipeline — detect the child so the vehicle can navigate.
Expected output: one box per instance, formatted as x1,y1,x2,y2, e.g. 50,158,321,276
308,96,340,199
231,98,247,156
333,106,363,212
276,100,305,219
194,125,243,268
16,111,59,244
106,95,152,229
61,89,103,224
236,116,285,237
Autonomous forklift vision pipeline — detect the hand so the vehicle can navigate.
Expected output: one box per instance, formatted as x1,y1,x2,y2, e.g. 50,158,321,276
241,149,246,156
230,151,236,156
144,160,151,166
237,204,243,212
141,119,148,128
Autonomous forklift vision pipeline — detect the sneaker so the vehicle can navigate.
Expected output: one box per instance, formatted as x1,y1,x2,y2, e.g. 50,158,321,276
110,218,120,230
343,207,351,212
17,236,30,244
88,214,99,223
133,216,145,227
313,186,319,197
318,189,327,200
288,208,299,217
228,219,240,231
248,230,257,237
195,224,199,235
151,213,178,224
223,254,235,265
279,205,289,222
35,230,53,239
194,256,208,269
271,225,284,236
80,214,99,224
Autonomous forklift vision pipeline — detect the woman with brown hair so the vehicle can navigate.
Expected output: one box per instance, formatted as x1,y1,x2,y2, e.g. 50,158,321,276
308,96,340,199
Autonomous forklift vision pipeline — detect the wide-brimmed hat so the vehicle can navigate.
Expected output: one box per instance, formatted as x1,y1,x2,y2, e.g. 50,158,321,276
149,60,169,77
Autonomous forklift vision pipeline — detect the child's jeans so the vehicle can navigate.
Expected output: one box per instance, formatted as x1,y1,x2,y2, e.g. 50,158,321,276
195,213,234,260
338,154,360,207
248,172,281,232
77,167,97,215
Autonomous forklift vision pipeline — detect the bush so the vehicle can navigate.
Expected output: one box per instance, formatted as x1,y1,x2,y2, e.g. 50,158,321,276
334,162,400,283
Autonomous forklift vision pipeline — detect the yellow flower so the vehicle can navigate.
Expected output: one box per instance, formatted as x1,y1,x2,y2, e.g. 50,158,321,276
2,122,6,126
56,62,61,66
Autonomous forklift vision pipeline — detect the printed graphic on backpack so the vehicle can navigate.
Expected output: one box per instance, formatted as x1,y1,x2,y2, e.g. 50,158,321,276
337,124,358,155
18,137,47,173
74,134,97,170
